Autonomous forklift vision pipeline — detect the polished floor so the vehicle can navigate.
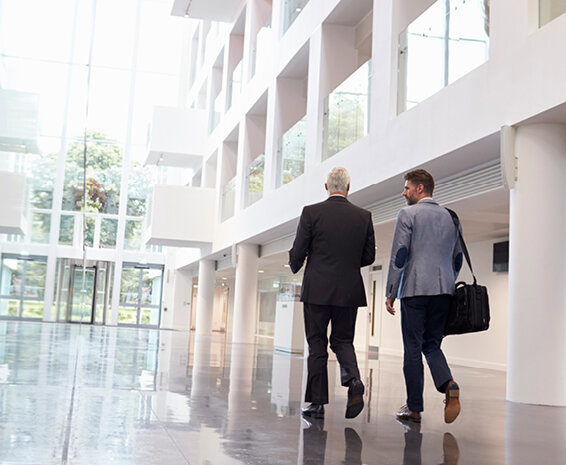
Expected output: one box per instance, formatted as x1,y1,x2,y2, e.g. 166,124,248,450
0,321,564,465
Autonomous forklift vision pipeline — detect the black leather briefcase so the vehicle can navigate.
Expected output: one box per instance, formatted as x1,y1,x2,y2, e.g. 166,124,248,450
445,281,490,336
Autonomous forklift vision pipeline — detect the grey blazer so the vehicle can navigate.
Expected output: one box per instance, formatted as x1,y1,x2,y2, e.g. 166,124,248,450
385,198,463,299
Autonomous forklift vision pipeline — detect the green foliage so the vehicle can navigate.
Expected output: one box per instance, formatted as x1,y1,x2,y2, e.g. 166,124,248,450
29,153,57,209
326,93,367,158
62,130,123,214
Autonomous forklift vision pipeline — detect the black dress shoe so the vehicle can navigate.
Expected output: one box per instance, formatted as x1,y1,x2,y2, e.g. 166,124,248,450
345,379,364,419
302,403,325,419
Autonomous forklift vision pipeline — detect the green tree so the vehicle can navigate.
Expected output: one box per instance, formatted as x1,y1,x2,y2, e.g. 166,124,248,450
62,130,123,214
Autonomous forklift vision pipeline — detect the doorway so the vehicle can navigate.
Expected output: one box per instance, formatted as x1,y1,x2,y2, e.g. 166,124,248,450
55,259,112,324
369,265,384,352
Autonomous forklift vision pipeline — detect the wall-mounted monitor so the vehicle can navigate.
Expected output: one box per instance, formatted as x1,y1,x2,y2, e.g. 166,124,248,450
493,241,509,272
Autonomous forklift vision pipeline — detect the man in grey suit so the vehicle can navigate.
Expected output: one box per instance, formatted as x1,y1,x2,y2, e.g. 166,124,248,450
385,169,463,424
289,167,375,420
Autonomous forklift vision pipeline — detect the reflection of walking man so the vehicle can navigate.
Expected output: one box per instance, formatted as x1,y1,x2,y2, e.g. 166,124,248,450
289,167,375,419
385,169,462,424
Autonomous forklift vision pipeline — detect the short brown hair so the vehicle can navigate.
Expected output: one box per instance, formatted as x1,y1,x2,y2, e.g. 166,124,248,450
404,169,435,195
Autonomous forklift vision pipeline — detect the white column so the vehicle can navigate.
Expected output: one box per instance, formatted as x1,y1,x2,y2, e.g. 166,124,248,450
507,123,566,406
195,259,215,335
232,243,259,344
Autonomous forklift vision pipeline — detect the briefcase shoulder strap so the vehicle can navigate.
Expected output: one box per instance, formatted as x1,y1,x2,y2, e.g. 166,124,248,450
445,208,477,285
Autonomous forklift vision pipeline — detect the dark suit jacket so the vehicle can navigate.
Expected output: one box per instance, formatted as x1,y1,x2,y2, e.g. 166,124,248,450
289,196,375,307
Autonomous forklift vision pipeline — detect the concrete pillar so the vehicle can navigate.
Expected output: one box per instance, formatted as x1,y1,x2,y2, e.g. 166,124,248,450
507,123,566,405
232,243,259,344
195,259,215,335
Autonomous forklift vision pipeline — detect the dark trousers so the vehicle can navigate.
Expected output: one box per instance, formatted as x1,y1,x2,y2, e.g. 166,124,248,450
401,295,453,412
303,303,360,404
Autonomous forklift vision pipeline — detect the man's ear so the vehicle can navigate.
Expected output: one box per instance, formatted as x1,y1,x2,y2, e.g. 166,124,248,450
325,183,328,191
347,184,350,192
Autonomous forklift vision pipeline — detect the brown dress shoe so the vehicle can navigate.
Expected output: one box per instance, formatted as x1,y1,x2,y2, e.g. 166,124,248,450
396,404,421,423
444,380,461,424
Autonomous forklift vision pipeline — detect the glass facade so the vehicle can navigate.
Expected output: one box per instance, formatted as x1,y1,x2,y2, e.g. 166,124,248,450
0,0,182,324
0,255,47,319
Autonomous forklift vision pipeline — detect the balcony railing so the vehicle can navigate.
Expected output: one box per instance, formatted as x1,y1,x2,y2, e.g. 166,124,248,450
282,0,309,34
323,61,371,160
251,21,273,78
228,60,243,109
221,176,236,221
245,154,265,207
278,116,306,186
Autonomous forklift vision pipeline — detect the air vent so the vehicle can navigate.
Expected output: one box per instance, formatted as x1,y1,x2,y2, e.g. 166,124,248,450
368,159,502,225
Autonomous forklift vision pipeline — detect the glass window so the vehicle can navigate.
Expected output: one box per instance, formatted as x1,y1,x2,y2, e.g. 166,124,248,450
398,0,489,113
28,152,57,209
84,216,96,248
1,57,69,139
323,61,371,160
31,212,51,244
124,220,142,250
62,135,123,214
100,218,118,248
91,0,137,69
0,255,47,319
87,68,131,142
59,215,75,245
127,163,154,216
0,0,75,63
137,0,185,74
278,116,306,186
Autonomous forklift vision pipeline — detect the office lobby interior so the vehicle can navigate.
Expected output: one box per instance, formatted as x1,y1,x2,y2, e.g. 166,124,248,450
2,0,566,463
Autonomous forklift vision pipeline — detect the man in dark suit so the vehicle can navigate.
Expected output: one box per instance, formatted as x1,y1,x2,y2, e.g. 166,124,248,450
385,169,463,424
289,167,375,419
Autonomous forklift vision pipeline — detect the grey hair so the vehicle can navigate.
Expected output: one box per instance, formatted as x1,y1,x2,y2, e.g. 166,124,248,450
326,167,350,193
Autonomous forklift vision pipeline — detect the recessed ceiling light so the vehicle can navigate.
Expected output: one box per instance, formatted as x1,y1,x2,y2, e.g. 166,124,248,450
284,264,290,268
258,270,265,273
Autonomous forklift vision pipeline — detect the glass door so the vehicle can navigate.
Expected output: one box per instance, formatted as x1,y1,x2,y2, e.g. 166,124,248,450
68,265,96,323
119,263,163,327
56,259,112,324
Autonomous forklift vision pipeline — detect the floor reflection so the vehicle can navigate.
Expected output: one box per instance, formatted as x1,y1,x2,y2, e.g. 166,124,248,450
1,320,566,464
397,420,459,465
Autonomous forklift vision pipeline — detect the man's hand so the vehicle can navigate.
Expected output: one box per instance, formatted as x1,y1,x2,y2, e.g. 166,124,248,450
385,297,396,315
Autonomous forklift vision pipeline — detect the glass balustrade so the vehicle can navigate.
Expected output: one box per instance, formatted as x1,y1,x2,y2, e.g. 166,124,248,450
251,20,273,78
278,116,306,186
209,91,223,133
398,0,490,113
246,154,265,207
229,60,243,109
282,0,310,34
221,176,236,221
323,61,371,160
